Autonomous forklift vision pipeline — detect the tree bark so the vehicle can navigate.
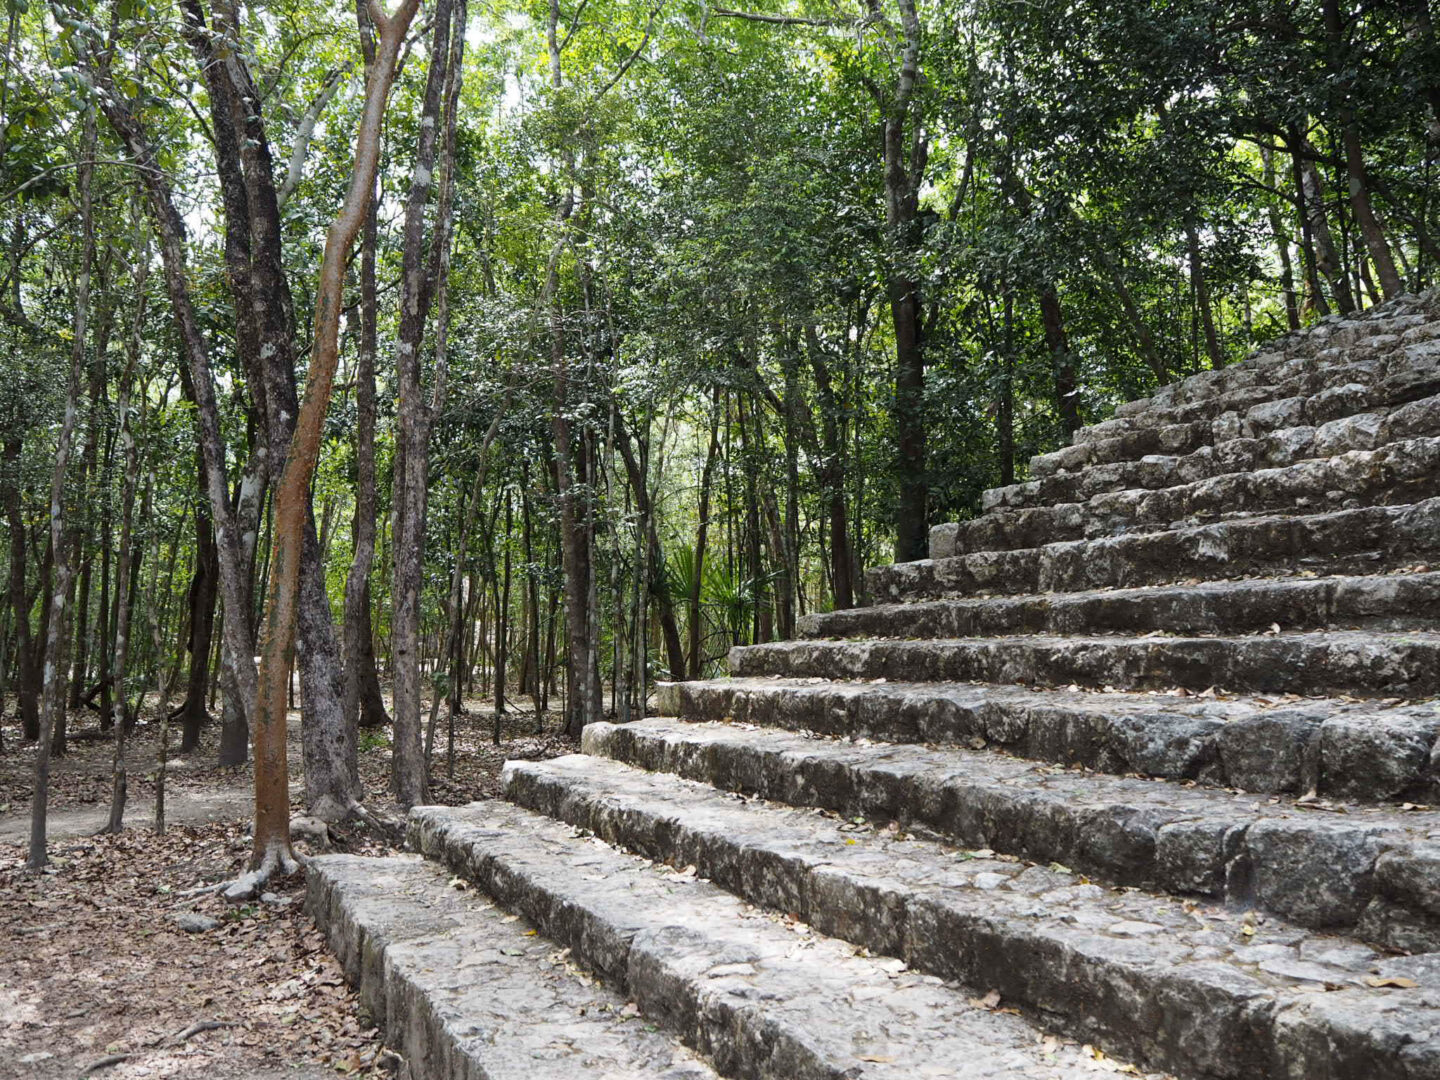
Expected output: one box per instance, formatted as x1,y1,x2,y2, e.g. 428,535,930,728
1261,146,1302,331
343,2,389,739
1321,0,1403,299
28,107,94,870
104,234,148,833
1185,223,1224,367
3,436,37,741
883,0,927,563
243,0,419,884
391,0,464,808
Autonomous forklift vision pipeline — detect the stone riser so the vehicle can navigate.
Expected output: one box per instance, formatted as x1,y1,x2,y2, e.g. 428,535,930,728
583,719,1440,950
871,501,1440,603
654,678,1440,803
728,632,1440,698
933,436,1440,559
306,854,719,1080
1061,317,1437,451
987,393,1440,515
408,803,1119,1080
502,759,1440,1080
800,572,1440,641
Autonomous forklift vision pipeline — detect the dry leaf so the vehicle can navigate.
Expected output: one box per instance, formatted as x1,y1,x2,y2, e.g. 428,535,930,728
1364,976,1418,989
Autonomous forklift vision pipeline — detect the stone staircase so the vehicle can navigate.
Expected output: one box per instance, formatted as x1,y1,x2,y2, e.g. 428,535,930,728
308,291,1440,1080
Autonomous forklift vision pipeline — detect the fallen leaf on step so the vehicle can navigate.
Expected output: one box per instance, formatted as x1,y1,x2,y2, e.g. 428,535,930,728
858,1055,895,1063
1364,976,1418,989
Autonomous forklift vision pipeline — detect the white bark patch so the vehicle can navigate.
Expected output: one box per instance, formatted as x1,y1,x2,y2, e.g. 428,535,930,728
414,166,432,188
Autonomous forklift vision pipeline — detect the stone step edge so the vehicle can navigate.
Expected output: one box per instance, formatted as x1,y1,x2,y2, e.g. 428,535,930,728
931,435,1440,560
582,717,1440,951
306,853,719,1080
988,390,1440,514
652,676,1440,803
406,802,1137,1080
727,631,1440,699
800,569,1440,640
869,499,1440,603
502,757,1440,1080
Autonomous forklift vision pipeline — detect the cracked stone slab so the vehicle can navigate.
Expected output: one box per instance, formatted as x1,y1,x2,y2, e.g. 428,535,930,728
728,631,1440,698
305,854,718,1080
653,677,1440,800
799,571,1440,641
582,717,1440,944
498,758,1440,1080
404,804,1141,1080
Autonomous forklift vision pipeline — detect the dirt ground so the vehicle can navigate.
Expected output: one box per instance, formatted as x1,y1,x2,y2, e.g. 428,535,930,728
0,700,576,1079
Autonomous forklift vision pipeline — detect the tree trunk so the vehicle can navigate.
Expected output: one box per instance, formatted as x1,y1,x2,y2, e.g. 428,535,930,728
28,108,94,870
688,391,720,679
1185,223,1223,367
1039,286,1080,437
391,0,464,807
1301,155,1358,314
1261,146,1302,331
3,436,37,741
343,118,388,736
104,241,147,833
883,0,927,564
242,0,418,886
1321,0,1403,299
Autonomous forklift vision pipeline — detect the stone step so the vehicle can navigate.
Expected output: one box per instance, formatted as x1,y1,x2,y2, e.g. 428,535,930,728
1060,312,1438,448
727,631,1440,698
869,500,1440,603
802,571,1440,641
1065,340,1436,455
406,802,1134,1080
305,853,720,1080
988,392,1440,515
931,435,1440,559
582,717,1440,949
501,756,1440,1080
653,677,1440,802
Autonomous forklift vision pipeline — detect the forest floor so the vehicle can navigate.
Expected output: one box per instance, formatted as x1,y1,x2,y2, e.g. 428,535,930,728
0,701,576,1079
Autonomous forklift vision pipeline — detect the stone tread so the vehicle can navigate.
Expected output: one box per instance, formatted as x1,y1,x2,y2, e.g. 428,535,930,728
305,853,718,1080
869,499,1440,602
801,570,1440,640
728,630,1440,698
988,391,1440,514
501,755,1440,1080
406,802,1146,1080
932,434,1440,559
655,676,1440,801
582,717,1440,948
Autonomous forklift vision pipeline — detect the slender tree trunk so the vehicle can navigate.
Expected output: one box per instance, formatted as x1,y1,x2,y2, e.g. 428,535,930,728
1039,287,1080,437
104,241,148,833
1262,146,1302,330
1322,0,1403,299
28,108,95,871
3,436,36,741
391,0,464,807
688,391,720,679
1185,223,1223,367
1301,156,1358,314
241,0,419,887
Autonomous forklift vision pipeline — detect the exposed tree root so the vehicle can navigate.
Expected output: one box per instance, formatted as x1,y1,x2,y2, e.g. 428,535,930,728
222,843,304,904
